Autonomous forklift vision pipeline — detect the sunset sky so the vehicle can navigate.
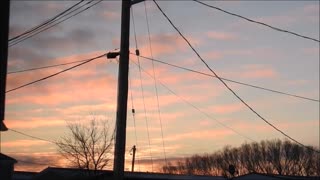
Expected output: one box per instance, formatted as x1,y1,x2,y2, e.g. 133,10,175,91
2,0,319,172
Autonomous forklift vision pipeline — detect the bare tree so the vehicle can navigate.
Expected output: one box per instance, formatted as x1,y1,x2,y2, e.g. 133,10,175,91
161,139,319,176
57,119,114,173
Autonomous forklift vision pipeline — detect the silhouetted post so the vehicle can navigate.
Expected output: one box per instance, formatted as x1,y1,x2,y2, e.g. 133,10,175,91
113,0,130,180
0,0,10,127
0,1,10,155
131,145,136,172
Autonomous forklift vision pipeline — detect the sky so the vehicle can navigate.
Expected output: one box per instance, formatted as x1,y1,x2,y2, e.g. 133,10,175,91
1,0,319,173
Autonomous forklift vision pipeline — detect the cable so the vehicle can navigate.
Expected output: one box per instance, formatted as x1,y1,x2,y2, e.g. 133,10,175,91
6,53,107,93
10,52,319,103
9,129,56,144
131,7,154,172
9,0,95,46
8,58,93,74
8,128,94,149
9,0,85,42
129,58,255,142
193,0,320,43
9,0,92,46
128,53,141,171
154,0,319,154
9,0,102,47
143,1,168,167
131,53,319,103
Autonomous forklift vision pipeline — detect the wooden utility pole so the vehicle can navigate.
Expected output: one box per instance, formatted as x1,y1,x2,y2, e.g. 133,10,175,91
0,0,10,132
113,0,145,179
131,145,136,172
113,0,131,179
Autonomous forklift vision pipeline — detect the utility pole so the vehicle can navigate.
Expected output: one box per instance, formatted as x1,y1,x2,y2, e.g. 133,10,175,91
113,0,145,179
113,0,131,179
131,145,136,172
0,0,10,133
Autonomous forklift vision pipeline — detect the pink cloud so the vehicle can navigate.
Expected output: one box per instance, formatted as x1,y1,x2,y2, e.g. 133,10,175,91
256,15,297,27
160,129,234,142
241,68,277,79
8,152,66,172
204,51,223,60
209,103,244,114
221,64,278,80
303,4,319,15
57,103,116,116
7,65,117,106
2,140,50,148
128,33,201,57
206,31,237,40
102,11,120,20
302,47,319,56
6,118,65,129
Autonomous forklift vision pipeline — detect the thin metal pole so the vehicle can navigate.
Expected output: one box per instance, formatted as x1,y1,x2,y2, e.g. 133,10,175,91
113,0,131,179
131,145,136,172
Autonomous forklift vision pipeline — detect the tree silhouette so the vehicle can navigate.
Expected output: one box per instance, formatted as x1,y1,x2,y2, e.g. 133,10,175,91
162,139,319,177
57,119,114,174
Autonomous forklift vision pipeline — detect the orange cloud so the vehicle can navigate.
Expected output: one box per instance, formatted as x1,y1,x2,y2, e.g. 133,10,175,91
158,129,234,142
6,118,65,129
2,140,50,148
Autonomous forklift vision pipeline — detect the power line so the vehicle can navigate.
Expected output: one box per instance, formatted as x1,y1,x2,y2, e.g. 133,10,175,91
9,0,85,42
9,0,95,46
9,128,91,149
7,58,93,74
193,0,320,43
143,0,168,167
9,129,56,144
128,69,141,172
9,0,102,47
9,0,92,46
6,53,106,93
153,0,319,154
131,53,319,103
10,52,319,103
131,7,154,172
129,58,255,143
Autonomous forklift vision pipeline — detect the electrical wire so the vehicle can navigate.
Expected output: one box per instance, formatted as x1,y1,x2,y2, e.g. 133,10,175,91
9,129,56,144
128,74,141,172
8,128,98,149
128,56,141,171
193,0,320,43
143,1,168,167
129,58,255,142
7,58,93,74
9,0,85,42
8,51,319,102
9,0,95,46
131,7,154,172
131,53,319,103
153,0,319,154
9,0,92,46
6,53,107,93
9,0,102,47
